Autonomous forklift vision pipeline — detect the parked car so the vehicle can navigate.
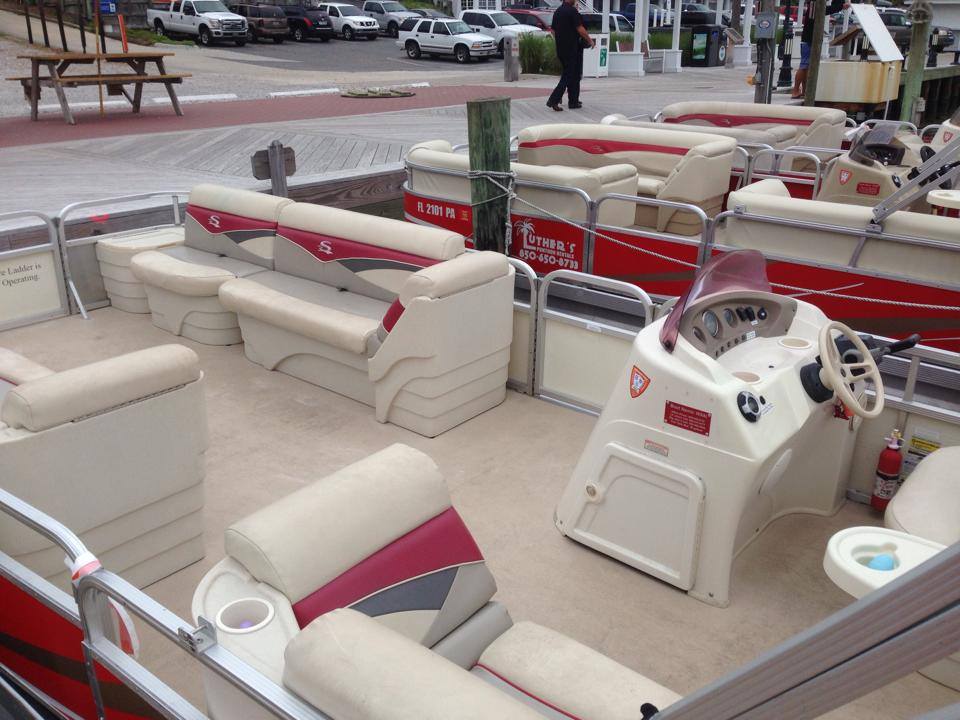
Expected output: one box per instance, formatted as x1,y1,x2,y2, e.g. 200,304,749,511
148,0,247,46
230,2,288,42
581,11,633,33
317,1,380,38
362,0,419,36
409,7,449,17
266,0,334,41
835,7,956,54
505,0,560,9
398,17,497,62
459,9,542,54
506,7,553,32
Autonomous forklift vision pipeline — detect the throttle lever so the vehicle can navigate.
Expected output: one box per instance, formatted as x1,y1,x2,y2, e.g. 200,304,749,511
880,333,921,357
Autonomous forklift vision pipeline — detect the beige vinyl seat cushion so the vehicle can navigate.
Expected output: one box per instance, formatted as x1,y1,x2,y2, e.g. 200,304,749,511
284,609,543,720
130,246,268,298
219,275,385,357
1,344,200,432
602,115,797,147
0,348,54,386
474,621,681,719
885,447,960,547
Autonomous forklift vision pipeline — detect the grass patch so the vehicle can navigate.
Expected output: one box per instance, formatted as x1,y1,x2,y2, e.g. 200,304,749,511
84,23,195,46
610,31,633,50
519,33,561,74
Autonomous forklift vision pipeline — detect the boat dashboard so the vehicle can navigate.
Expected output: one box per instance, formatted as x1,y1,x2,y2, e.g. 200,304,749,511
678,291,798,360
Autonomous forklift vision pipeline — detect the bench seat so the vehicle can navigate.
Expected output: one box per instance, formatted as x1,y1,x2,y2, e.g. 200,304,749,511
96,226,186,313
9,73,190,86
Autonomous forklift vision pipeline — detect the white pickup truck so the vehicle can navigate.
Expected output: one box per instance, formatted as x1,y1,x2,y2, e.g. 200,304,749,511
148,0,248,46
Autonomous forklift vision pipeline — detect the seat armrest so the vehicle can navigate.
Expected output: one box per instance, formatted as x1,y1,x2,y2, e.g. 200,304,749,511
590,162,640,185
399,251,511,306
1,345,200,432
130,250,236,297
284,608,541,720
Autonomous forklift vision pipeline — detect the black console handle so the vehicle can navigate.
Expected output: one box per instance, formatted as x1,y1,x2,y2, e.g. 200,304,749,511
883,334,921,356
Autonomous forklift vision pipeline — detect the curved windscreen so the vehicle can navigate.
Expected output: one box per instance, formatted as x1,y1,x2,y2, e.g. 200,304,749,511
659,250,772,352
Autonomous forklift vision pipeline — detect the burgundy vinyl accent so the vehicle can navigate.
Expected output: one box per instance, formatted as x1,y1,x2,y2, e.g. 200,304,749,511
0,377,17,386
660,250,772,353
277,226,441,268
185,205,279,234
474,663,583,720
664,113,812,128
519,138,690,156
292,507,484,628
381,299,405,333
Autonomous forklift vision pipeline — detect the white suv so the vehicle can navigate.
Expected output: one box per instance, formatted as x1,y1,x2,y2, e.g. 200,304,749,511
459,9,541,54
398,17,497,63
362,0,418,37
317,2,379,39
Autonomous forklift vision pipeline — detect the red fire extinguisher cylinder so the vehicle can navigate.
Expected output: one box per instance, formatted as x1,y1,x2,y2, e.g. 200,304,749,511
871,430,904,512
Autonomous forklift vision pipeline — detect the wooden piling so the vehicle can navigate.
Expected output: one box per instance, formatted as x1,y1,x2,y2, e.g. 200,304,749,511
467,96,511,253
802,0,826,106
900,2,933,123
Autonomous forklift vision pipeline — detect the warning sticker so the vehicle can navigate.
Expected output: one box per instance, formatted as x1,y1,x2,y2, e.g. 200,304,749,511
643,439,670,457
902,429,942,478
664,401,712,436
856,182,881,196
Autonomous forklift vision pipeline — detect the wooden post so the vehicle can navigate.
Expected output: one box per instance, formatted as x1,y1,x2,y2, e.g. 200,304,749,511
802,0,826,105
467,97,511,253
900,0,933,123
754,0,776,103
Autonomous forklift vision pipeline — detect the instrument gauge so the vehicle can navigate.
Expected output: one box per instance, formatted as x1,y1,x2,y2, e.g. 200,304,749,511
724,308,738,327
702,310,720,338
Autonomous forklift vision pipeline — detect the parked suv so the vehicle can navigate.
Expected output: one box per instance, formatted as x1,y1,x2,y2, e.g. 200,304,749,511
398,17,496,62
317,2,380,38
506,7,553,32
459,9,542,54
231,3,288,42
362,0,419,37
265,0,334,41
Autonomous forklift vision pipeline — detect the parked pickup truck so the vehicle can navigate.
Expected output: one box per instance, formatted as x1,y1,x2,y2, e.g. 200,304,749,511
362,0,419,37
148,0,248,46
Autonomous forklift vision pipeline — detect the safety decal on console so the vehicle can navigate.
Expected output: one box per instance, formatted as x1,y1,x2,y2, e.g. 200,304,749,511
856,182,881,196
629,366,650,398
664,401,712,436
838,169,852,185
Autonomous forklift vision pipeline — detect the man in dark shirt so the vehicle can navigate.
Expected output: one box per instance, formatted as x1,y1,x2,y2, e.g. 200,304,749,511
547,0,595,111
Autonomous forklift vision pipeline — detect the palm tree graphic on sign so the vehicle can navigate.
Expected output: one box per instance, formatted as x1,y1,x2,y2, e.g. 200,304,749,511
516,219,536,248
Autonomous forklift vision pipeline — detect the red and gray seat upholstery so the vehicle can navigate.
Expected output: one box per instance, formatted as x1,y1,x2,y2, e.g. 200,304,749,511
194,444,680,720
129,185,294,345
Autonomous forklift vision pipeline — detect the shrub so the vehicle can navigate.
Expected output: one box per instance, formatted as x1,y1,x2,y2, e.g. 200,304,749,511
519,34,561,75
610,31,634,50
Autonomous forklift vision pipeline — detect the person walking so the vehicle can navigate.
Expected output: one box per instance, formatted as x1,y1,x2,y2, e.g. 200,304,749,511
792,0,844,98
547,0,595,111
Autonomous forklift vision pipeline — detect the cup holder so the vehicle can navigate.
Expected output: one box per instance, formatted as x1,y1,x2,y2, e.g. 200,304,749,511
215,597,275,635
778,337,811,350
852,543,900,572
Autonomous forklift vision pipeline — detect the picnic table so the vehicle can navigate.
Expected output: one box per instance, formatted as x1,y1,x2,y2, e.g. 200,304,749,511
7,51,191,125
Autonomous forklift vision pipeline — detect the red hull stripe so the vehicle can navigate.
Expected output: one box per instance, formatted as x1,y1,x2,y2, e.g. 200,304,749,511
381,299,405,333
186,205,279,235
474,663,582,720
292,507,483,628
664,113,812,127
277,226,441,268
519,138,689,156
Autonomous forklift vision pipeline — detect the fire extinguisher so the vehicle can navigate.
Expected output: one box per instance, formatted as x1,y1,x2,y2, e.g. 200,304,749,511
872,429,904,512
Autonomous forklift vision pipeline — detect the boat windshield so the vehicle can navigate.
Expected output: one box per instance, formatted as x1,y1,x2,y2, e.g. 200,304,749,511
659,250,771,352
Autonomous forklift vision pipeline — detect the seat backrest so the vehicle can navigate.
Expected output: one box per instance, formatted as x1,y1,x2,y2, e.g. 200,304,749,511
407,142,638,227
184,184,295,269
224,443,498,647
723,179,960,284
660,102,847,149
601,114,796,147
884,447,960,547
274,203,465,303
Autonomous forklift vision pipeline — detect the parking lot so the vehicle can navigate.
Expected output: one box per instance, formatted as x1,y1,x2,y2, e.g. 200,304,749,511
208,28,505,72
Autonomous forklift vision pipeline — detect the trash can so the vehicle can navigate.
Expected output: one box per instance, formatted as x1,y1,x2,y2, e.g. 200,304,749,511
583,33,610,77
690,24,724,66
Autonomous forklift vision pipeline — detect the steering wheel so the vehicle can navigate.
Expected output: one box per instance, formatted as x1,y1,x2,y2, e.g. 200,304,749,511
818,321,885,419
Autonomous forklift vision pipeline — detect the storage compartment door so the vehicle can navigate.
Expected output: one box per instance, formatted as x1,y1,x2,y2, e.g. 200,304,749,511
569,442,704,590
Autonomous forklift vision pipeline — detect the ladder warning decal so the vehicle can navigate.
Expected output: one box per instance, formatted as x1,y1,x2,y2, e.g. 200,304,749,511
664,401,712,436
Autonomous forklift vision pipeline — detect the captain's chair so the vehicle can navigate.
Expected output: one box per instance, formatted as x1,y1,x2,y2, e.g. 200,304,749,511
194,444,680,720
885,447,960,547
